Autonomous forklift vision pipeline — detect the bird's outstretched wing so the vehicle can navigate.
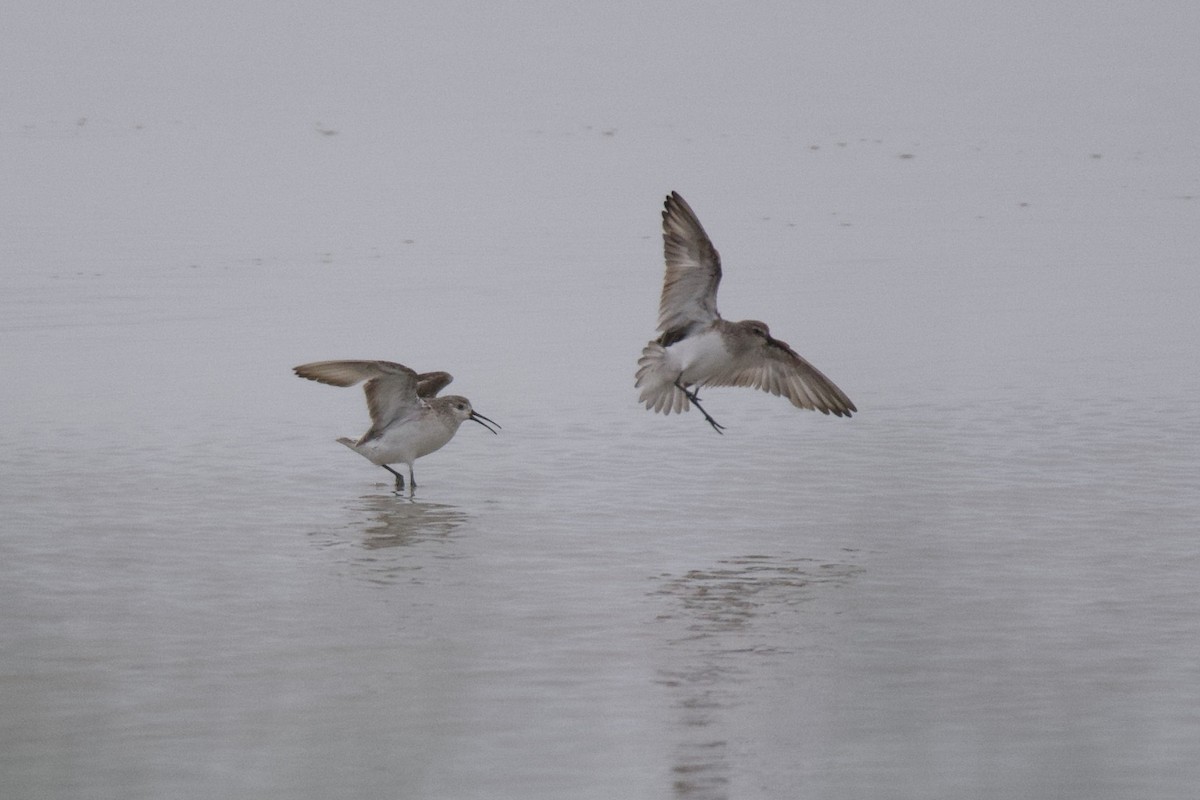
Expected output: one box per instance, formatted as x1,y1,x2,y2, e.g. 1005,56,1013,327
657,191,722,336
710,338,856,418
415,371,453,398
294,360,430,431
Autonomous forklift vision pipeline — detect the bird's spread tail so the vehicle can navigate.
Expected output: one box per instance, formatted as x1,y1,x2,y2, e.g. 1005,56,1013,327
336,436,360,451
635,342,691,415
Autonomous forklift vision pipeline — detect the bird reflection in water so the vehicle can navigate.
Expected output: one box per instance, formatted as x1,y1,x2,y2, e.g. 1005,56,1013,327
650,554,863,800
355,495,468,550
322,495,471,587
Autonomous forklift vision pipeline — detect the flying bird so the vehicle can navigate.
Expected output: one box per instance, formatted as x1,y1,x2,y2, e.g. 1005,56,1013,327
294,360,499,491
635,191,855,432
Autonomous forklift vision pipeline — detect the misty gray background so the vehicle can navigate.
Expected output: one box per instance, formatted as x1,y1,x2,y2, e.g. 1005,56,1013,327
3,2,1199,798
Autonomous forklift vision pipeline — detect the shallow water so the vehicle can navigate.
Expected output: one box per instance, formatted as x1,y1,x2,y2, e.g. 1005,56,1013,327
5,3,1200,798
4,271,1199,799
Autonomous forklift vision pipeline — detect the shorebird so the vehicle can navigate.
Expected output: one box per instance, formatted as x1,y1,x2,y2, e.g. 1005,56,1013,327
294,360,499,491
635,191,856,433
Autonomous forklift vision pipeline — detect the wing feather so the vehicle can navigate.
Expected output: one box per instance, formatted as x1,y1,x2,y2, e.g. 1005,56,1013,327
294,360,427,429
416,371,453,398
704,339,856,417
657,192,722,334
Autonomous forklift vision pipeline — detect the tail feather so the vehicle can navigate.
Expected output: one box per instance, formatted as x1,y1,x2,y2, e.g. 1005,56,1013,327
635,342,690,415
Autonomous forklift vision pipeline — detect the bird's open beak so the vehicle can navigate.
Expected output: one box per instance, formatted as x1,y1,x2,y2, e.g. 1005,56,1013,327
470,411,501,435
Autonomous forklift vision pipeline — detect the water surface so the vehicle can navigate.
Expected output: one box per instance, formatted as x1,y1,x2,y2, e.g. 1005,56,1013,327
4,2,1200,798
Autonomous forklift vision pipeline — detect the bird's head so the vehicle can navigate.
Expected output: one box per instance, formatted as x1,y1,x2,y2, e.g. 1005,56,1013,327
740,320,774,341
443,396,500,434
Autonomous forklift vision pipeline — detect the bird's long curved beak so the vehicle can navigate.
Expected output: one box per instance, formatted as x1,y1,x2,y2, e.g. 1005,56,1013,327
470,411,501,434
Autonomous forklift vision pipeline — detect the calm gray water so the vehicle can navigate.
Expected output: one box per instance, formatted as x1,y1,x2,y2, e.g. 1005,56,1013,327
5,3,1200,798
3,242,1198,799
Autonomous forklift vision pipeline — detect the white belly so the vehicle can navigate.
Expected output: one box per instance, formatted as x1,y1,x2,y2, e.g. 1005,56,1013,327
667,329,731,386
354,417,456,465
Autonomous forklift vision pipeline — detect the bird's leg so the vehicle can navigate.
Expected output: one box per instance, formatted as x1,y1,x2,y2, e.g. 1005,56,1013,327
382,464,405,490
675,380,725,434
409,465,417,491
693,399,726,434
